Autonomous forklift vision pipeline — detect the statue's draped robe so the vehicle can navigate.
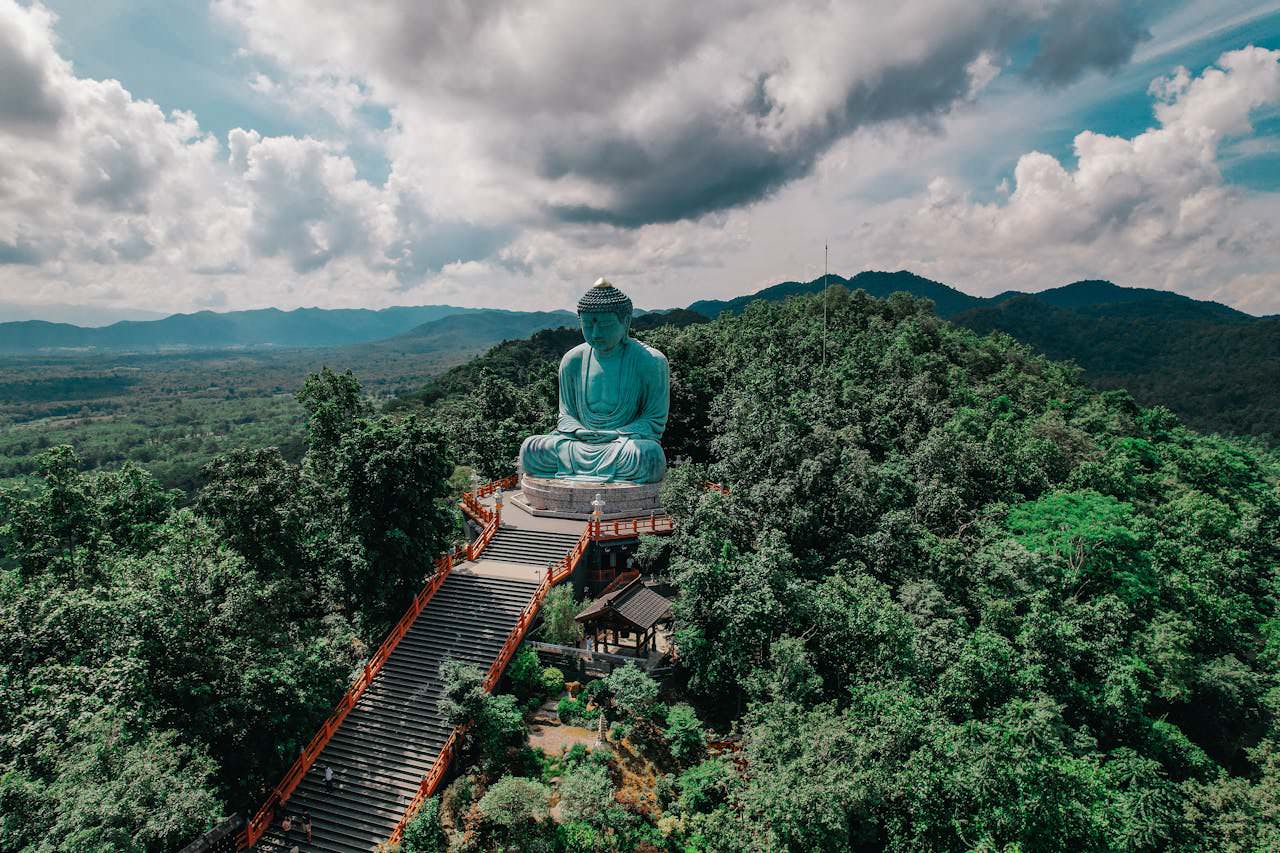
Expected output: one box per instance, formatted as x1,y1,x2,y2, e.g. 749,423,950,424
520,339,668,483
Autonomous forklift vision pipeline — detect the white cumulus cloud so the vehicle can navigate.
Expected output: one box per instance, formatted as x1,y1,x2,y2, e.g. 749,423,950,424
850,46,1280,311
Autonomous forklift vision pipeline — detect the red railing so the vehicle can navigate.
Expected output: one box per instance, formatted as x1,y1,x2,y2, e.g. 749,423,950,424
237,474,519,849
236,544,467,848
388,524,593,843
591,514,675,540
476,474,519,498
461,474,519,559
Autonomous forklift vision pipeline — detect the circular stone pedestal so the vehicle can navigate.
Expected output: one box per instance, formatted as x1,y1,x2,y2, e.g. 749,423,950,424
509,475,663,520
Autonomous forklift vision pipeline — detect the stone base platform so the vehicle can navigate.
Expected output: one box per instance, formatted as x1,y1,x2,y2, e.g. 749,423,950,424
509,475,663,520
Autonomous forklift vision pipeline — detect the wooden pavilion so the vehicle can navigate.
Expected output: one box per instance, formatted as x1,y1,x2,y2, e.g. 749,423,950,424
575,575,673,657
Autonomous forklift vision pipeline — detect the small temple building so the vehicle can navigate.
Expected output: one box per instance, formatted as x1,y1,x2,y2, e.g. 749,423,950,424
575,574,674,658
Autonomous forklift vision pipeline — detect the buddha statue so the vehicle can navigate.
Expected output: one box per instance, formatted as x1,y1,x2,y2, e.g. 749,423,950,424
518,278,668,484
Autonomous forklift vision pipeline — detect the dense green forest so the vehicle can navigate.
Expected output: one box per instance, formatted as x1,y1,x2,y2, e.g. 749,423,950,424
406,288,1280,851
953,294,1280,442
2,287,1279,851
0,369,460,851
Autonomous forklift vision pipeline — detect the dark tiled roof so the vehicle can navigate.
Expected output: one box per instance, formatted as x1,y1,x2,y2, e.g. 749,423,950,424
615,586,673,630
575,577,673,630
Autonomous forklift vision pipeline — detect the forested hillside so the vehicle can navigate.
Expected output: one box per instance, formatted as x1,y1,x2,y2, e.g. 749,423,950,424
0,369,460,851
0,310,575,492
685,272,1280,442
416,287,1280,851
954,295,1280,441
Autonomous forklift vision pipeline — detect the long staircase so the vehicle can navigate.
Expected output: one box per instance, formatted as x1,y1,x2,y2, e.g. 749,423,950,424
238,477,677,853
251,572,541,852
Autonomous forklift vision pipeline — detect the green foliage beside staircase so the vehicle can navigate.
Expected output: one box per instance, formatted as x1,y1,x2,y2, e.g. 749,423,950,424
0,369,458,852
401,795,447,853
538,583,585,646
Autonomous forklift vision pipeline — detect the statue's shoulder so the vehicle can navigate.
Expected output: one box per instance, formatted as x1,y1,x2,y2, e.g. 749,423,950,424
560,342,591,371
630,339,668,372
632,338,670,363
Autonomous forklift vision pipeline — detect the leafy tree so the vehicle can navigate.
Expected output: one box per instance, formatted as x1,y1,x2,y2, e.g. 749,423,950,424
0,445,96,583
333,413,454,619
197,447,307,588
91,462,180,555
664,703,706,764
557,763,617,826
433,370,554,479
538,583,585,645
745,635,824,704
296,366,369,478
677,758,734,815
440,659,527,771
1006,489,1152,602
602,663,660,724
475,776,554,851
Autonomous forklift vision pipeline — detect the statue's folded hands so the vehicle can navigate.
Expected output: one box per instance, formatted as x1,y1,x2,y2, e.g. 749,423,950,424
573,428,621,443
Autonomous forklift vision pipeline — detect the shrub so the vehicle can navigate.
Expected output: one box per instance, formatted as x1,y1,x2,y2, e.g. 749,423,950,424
560,821,607,852
541,666,565,696
506,645,545,704
563,743,590,769
677,759,733,815
401,795,446,853
664,703,706,764
557,695,587,725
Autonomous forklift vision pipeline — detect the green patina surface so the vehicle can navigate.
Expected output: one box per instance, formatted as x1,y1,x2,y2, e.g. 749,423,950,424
519,280,668,484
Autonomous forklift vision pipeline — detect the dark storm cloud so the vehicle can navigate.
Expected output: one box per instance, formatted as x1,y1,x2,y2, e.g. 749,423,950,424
0,3,66,133
542,12,1059,227
1026,0,1153,85
532,2,1157,227
224,0,1161,229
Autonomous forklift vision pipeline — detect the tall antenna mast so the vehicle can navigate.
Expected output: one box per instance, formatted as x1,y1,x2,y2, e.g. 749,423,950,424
822,243,828,369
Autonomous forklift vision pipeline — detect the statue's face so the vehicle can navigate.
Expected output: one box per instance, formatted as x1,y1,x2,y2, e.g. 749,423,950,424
580,310,629,353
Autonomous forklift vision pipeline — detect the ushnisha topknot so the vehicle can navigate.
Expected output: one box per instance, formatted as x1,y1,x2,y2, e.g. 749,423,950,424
576,277,633,319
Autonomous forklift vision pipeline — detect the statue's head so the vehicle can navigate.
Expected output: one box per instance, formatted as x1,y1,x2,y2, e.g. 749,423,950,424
577,277,632,354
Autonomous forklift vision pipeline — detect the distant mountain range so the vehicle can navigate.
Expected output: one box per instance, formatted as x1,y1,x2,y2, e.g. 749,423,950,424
690,270,1277,440
0,305,572,353
3,273,1275,440
354,310,576,355
688,270,1257,322
688,270,986,319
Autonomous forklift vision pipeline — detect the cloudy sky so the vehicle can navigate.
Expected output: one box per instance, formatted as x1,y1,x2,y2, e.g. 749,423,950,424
2,0,1280,322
